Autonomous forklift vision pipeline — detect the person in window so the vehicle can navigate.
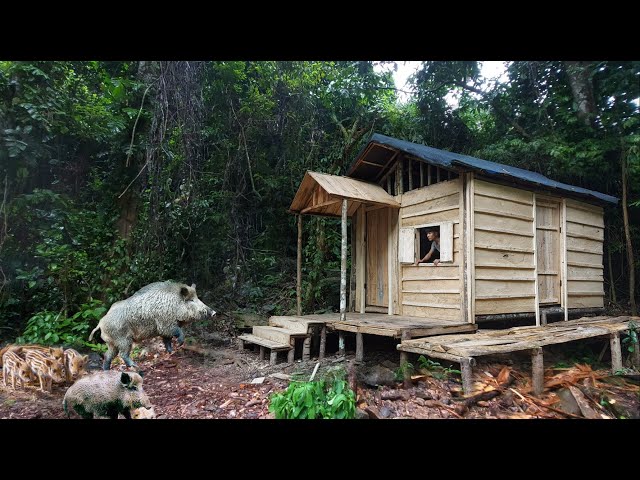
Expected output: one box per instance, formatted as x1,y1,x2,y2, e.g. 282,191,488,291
414,228,440,265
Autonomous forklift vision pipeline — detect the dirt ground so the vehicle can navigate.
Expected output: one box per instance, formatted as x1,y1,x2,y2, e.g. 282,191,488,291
1,332,638,420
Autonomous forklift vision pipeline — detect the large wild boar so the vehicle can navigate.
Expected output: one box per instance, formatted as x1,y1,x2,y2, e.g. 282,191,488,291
63,370,151,419
89,281,216,370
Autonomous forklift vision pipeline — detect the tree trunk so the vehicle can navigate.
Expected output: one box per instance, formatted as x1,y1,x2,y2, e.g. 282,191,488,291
607,230,617,304
621,147,637,315
564,61,597,128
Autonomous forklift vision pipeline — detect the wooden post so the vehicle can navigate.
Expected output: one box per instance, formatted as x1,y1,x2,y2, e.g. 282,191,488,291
319,326,327,360
302,337,311,361
296,214,302,316
338,332,345,355
436,166,441,183
259,346,266,360
355,332,364,362
460,357,474,395
610,332,622,372
419,162,424,187
396,158,404,194
631,338,640,368
532,347,544,396
387,176,392,195
340,199,348,323
540,310,548,326
287,348,294,364
408,158,413,191
427,164,432,185
532,194,540,326
562,200,569,322
269,350,278,366
401,331,411,388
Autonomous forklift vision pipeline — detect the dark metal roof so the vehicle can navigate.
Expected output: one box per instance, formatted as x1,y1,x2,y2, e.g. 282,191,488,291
348,133,618,205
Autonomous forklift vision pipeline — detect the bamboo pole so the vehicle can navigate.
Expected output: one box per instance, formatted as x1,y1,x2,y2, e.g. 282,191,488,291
296,214,302,316
340,199,348,323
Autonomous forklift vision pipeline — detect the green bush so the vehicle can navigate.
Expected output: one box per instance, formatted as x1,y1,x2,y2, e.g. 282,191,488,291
268,378,356,419
16,300,107,352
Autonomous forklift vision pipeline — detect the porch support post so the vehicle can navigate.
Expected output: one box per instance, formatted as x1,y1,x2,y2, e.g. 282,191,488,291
297,214,302,316
340,199,348,323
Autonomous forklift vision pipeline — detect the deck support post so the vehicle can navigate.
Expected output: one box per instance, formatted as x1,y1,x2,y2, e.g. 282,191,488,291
319,326,327,360
610,332,623,372
400,331,412,388
532,347,544,396
259,346,266,360
287,348,295,364
302,337,311,361
338,332,345,356
460,357,475,395
356,332,364,363
340,199,348,323
297,214,302,316
269,350,278,366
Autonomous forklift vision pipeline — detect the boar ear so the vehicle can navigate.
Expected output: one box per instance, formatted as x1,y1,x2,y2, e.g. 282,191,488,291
191,283,196,290
120,372,131,386
180,286,189,297
45,359,53,366
83,355,89,362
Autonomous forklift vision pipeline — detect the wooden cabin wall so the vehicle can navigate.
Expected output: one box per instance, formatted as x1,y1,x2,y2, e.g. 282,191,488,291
398,178,463,320
565,199,605,308
473,179,537,315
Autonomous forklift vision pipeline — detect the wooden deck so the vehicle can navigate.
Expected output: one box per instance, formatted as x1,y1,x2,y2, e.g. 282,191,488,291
397,315,640,395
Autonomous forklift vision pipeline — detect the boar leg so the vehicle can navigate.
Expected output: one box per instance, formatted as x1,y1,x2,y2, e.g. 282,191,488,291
122,408,132,419
162,336,173,353
103,346,118,370
172,326,185,346
119,341,139,368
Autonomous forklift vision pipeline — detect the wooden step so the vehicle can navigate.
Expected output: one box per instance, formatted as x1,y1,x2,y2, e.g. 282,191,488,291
237,334,291,351
252,326,308,345
268,317,310,333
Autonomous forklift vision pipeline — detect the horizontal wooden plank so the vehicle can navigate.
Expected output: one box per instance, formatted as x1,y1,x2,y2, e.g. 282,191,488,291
401,305,463,321
475,231,534,252
400,192,459,218
474,267,536,281
475,212,533,234
402,205,458,219
567,295,604,308
565,198,604,214
567,250,603,266
475,225,534,238
566,206,604,228
565,236,603,253
567,245,603,255
568,265,605,277
475,248,535,268
475,280,536,298
402,264,459,280
475,193,534,218
474,263,536,270
402,292,461,306
401,209,460,227
237,334,292,350
475,208,533,222
400,178,462,207
475,297,536,315
476,244,534,254
566,222,604,241
474,179,534,205
567,280,604,294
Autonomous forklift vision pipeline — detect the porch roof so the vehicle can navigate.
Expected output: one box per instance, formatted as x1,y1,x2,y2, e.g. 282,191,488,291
289,171,399,217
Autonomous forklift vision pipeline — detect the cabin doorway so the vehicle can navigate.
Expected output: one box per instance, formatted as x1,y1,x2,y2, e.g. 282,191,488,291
536,197,561,305
365,208,389,308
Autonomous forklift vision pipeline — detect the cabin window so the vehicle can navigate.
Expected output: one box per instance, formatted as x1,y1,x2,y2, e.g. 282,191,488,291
398,222,453,264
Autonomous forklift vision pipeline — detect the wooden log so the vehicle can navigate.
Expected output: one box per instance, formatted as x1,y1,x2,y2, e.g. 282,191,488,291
269,350,278,366
460,357,474,395
356,332,364,362
297,214,302,316
259,346,266,361
287,348,294,364
610,332,622,372
532,347,544,396
340,199,348,322
302,337,311,361
401,331,412,388
338,331,345,356
319,326,327,360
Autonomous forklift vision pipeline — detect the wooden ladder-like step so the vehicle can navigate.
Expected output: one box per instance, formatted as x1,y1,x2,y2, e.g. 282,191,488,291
238,333,292,365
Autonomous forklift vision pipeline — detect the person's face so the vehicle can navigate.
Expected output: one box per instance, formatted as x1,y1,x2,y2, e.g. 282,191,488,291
427,231,436,241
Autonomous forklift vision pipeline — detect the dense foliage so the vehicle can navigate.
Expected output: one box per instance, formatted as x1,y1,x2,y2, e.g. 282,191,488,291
0,60,638,342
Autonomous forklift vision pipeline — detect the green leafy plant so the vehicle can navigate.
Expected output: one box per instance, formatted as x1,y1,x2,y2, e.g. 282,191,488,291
622,320,638,354
268,378,356,419
395,361,415,381
16,300,107,352
416,355,461,380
